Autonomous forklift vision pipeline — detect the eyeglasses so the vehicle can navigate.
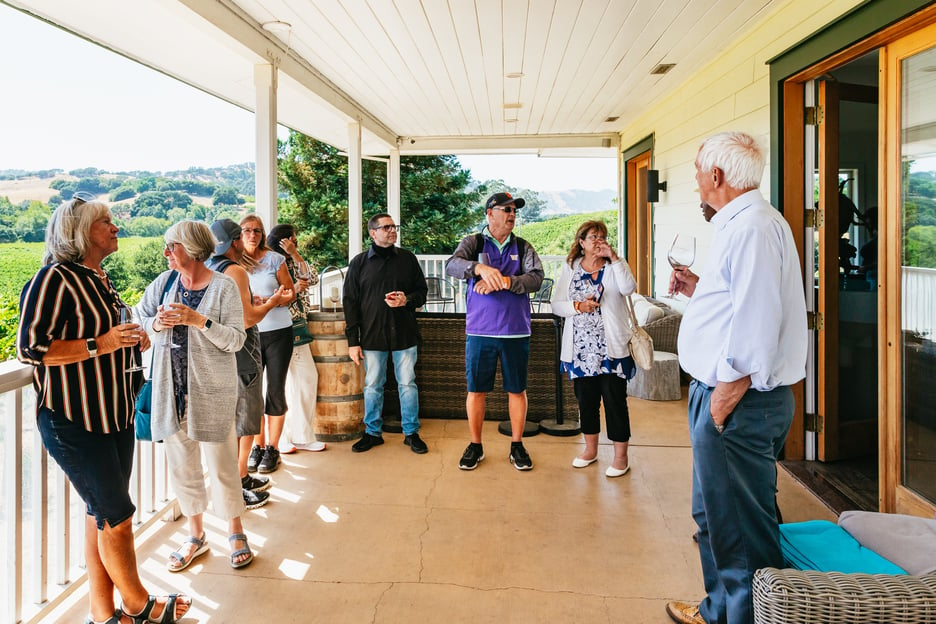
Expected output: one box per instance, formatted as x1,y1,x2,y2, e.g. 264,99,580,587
71,191,96,206
375,224,401,233
165,242,178,253
242,228,263,235
585,235,607,242
491,205,519,214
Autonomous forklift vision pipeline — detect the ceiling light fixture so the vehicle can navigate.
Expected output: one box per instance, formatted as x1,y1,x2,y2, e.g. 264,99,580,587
650,63,676,75
505,72,524,79
262,20,292,33
503,102,523,109
605,116,619,123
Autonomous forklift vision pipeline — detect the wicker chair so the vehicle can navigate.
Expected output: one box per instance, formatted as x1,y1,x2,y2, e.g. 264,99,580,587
753,567,936,624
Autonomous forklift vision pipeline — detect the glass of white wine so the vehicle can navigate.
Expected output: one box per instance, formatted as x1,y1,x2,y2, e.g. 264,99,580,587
664,234,696,298
329,286,340,311
119,306,143,372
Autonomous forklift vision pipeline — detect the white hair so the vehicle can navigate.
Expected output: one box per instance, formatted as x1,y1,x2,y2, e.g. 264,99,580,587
43,199,112,265
697,131,765,190
165,220,216,263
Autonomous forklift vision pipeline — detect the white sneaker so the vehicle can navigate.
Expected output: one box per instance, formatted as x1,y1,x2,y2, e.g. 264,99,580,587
295,440,327,452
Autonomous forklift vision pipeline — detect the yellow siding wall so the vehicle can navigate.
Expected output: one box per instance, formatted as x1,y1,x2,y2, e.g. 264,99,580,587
620,0,865,298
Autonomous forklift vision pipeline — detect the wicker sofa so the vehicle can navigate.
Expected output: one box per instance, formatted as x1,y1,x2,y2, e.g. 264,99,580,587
637,296,682,354
753,512,936,623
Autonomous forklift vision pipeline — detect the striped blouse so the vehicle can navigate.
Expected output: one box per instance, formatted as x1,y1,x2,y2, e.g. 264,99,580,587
17,261,140,434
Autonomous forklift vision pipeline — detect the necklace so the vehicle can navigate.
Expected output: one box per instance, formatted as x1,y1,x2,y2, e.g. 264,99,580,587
81,263,107,280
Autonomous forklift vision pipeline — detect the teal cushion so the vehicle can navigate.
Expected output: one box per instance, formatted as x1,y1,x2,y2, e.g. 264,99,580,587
779,520,907,574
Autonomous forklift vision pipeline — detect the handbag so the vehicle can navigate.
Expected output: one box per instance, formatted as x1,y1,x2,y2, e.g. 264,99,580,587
624,294,654,371
287,260,314,347
134,271,178,441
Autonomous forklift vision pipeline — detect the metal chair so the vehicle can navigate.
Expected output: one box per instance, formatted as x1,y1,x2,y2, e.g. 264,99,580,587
530,277,555,312
425,276,456,312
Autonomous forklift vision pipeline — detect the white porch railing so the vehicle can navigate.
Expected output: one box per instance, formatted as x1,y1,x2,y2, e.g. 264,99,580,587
0,360,176,624
902,266,936,338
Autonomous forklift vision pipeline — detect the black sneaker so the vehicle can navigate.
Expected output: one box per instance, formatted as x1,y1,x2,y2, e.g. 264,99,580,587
509,443,533,471
458,443,484,470
351,433,384,453
241,474,271,493
404,433,428,454
243,488,270,510
257,445,280,473
246,445,264,473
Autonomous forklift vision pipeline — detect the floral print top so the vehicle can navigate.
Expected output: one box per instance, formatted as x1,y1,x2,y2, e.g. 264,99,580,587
560,265,634,380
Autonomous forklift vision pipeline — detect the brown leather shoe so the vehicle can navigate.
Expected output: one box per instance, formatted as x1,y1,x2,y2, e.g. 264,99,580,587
666,601,705,624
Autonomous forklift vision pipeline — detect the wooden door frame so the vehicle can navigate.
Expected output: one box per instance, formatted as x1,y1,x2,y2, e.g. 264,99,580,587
622,135,655,294
882,20,936,517
774,2,936,513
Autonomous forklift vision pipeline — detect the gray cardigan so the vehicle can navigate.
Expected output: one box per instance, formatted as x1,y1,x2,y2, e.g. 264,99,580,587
137,270,246,443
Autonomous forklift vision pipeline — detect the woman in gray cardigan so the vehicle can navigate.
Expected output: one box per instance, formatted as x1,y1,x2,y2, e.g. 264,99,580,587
137,220,252,571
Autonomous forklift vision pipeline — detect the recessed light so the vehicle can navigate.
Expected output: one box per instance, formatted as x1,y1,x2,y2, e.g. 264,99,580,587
650,63,675,75
505,72,524,79
605,116,619,123
503,102,523,109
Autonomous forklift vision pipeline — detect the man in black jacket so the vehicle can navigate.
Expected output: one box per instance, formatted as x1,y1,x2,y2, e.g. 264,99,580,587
344,213,429,454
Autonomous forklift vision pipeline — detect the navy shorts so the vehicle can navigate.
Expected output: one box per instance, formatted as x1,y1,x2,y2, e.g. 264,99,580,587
37,407,136,530
465,335,530,394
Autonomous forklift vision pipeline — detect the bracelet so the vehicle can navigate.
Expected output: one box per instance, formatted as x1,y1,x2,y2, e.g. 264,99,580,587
573,301,580,313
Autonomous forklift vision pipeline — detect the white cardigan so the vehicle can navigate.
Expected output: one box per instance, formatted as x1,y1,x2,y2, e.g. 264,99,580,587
137,270,246,443
552,257,638,364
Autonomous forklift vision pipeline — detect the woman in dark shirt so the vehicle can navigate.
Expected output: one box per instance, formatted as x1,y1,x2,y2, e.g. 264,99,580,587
17,194,191,624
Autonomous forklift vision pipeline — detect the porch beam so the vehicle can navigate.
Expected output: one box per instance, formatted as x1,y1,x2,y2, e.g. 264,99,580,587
254,63,277,227
400,134,619,154
177,0,398,149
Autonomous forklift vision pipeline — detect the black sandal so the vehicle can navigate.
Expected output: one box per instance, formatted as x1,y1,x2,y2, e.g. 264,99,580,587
84,610,122,624
122,594,191,624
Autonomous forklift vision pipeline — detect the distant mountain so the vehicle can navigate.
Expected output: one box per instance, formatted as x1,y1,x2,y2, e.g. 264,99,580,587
539,189,616,216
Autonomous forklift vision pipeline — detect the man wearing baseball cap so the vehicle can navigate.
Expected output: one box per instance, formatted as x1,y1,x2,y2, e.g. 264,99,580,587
207,219,290,510
445,192,544,471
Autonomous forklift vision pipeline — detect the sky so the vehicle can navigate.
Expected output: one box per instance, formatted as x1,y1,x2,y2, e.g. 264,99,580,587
0,4,616,191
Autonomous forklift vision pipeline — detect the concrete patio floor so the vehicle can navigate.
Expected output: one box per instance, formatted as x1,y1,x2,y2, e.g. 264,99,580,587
46,392,834,624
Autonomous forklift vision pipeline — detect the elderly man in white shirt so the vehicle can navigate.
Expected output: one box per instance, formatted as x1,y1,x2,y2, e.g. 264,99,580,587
665,132,808,624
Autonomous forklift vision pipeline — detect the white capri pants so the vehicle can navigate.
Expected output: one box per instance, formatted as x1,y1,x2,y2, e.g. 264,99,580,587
164,414,245,521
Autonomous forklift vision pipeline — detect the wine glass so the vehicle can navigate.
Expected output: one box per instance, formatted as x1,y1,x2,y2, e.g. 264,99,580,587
329,286,340,312
664,234,696,298
119,306,143,372
162,290,183,348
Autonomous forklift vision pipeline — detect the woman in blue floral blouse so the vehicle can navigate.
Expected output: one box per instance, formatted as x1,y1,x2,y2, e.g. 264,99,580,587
552,220,638,477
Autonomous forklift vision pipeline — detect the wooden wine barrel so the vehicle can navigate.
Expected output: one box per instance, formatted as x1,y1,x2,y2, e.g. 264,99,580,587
307,310,364,441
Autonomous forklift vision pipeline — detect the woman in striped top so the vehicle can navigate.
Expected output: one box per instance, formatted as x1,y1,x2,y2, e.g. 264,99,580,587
17,193,191,624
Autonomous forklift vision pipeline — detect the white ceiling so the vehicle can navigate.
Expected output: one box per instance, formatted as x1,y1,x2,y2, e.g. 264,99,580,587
6,0,782,157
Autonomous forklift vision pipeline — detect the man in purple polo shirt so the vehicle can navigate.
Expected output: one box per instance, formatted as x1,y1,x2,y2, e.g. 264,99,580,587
445,192,545,471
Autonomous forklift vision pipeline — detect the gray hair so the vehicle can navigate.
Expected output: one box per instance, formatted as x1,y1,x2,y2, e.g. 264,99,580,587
43,199,112,266
697,131,765,191
165,220,216,263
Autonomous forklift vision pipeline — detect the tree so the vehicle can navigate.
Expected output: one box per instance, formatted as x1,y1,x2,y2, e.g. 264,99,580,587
14,201,50,242
212,186,242,206
478,179,546,224
277,131,481,268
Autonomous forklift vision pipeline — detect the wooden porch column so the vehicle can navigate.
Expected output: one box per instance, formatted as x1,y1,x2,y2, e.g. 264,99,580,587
254,63,278,227
388,147,401,245
348,121,363,261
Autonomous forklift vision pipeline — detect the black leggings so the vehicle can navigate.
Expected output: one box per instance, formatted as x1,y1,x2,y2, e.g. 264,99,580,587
259,326,294,416
573,374,631,442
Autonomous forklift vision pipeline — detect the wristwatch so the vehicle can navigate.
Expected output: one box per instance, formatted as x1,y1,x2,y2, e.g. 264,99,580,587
201,318,213,330
86,337,98,358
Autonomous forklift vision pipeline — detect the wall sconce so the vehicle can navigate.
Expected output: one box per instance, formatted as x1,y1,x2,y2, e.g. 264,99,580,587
646,169,667,203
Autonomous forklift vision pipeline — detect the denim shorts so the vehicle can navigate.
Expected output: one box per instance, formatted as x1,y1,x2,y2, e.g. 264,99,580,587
465,335,530,394
37,407,136,530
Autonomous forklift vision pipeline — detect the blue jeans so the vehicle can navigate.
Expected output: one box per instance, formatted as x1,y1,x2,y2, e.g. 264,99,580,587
363,346,419,436
688,380,793,624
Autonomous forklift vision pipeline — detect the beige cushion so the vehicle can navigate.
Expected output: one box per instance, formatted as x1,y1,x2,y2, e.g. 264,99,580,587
838,510,936,575
631,293,665,326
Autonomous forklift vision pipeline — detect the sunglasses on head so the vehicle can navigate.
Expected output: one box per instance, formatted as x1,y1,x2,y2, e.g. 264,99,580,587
491,205,519,214
71,191,96,206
